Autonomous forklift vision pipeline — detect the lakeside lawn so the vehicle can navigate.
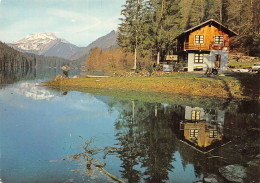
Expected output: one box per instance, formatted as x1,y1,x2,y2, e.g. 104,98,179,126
44,72,259,100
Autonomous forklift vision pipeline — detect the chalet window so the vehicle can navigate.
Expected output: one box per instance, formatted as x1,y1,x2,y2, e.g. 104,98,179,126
214,35,224,45
209,109,218,120
190,129,199,138
194,54,203,63
195,35,204,44
192,110,200,121
209,130,218,138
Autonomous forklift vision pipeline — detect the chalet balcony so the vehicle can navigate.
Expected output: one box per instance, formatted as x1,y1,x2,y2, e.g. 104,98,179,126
178,42,229,52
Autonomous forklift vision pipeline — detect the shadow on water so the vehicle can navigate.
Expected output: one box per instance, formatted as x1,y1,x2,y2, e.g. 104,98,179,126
0,67,84,88
67,99,259,183
0,67,34,87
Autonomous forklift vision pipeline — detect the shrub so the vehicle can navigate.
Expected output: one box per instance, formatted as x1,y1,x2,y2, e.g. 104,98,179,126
146,64,154,76
155,64,163,71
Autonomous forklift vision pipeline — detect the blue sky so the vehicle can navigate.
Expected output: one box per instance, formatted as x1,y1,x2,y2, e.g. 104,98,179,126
0,0,124,46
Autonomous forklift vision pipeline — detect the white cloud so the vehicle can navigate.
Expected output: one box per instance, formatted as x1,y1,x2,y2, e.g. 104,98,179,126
0,17,55,43
0,3,122,46
47,8,102,33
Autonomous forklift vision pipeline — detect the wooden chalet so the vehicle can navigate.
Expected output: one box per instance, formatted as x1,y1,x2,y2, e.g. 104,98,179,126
174,19,238,72
179,106,227,153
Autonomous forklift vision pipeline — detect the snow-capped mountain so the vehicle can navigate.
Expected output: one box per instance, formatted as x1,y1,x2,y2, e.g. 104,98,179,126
9,31,118,61
13,32,57,51
9,32,83,60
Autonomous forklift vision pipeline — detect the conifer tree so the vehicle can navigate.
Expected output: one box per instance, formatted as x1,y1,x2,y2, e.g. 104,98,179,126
145,0,181,64
208,0,228,23
118,0,145,69
179,0,193,30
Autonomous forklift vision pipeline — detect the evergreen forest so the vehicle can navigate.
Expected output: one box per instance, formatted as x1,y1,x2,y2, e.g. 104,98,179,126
0,41,75,70
0,41,35,69
117,0,260,65
86,0,259,71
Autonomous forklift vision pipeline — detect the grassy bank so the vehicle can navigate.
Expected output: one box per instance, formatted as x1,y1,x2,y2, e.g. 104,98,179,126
44,72,259,100
47,85,232,109
228,54,260,69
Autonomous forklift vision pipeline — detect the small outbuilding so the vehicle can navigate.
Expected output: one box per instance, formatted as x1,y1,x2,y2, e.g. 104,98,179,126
174,19,238,72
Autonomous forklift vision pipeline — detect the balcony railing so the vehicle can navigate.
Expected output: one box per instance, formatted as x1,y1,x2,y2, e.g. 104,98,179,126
184,43,210,50
178,42,229,51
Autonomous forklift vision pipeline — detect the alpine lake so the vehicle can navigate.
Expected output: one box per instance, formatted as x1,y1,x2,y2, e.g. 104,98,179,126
0,68,259,183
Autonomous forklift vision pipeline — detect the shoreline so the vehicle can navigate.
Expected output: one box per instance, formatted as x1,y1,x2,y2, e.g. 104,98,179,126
43,72,259,101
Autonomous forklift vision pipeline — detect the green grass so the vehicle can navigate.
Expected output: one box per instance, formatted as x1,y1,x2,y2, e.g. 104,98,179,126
47,85,231,109
44,72,259,100
228,61,255,68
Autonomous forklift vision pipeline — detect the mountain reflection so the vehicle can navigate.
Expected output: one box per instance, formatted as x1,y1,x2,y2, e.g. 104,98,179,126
9,81,56,101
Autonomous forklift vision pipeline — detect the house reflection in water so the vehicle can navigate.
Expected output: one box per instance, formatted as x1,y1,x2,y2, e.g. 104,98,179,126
179,106,227,153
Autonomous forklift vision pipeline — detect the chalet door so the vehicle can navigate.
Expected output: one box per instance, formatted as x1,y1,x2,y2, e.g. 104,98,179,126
215,55,221,68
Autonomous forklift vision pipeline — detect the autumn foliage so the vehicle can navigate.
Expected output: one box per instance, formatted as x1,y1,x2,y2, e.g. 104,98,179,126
85,47,152,72
86,47,129,71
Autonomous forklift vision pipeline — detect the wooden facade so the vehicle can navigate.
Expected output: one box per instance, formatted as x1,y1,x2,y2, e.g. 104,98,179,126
174,19,238,72
176,19,237,52
183,122,223,148
179,106,226,152
185,25,229,51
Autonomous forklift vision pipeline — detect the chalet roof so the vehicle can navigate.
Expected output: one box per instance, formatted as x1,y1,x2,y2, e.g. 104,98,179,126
174,19,238,40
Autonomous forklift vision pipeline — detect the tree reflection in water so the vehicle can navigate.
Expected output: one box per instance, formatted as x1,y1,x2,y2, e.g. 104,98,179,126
0,67,33,86
107,101,185,182
70,99,259,182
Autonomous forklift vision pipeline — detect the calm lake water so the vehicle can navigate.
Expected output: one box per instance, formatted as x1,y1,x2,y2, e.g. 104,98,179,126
0,68,259,183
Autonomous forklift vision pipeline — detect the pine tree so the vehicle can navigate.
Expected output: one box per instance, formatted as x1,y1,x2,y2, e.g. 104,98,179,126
208,0,228,23
179,0,194,30
189,0,203,26
144,0,182,64
118,0,145,69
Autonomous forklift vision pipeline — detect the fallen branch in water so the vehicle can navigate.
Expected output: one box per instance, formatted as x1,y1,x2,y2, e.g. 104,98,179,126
84,153,126,183
206,156,226,159
70,137,125,183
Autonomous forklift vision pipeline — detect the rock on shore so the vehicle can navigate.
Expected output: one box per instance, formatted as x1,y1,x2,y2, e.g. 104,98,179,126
219,164,246,183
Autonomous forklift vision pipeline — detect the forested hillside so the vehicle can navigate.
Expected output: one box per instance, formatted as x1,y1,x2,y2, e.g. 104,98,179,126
0,41,35,69
0,41,77,70
25,53,75,69
118,0,260,61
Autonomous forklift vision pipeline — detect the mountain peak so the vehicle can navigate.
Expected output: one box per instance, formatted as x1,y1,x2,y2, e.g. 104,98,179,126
24,32,57,40
9,30,118,60
14,32,57,43
12,32,58,51
70,30,118,60
9,32,81,60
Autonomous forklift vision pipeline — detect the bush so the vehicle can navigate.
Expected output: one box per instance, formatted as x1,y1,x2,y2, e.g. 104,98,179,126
172,63,183,71
155,64,163,71
146,64,154,76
